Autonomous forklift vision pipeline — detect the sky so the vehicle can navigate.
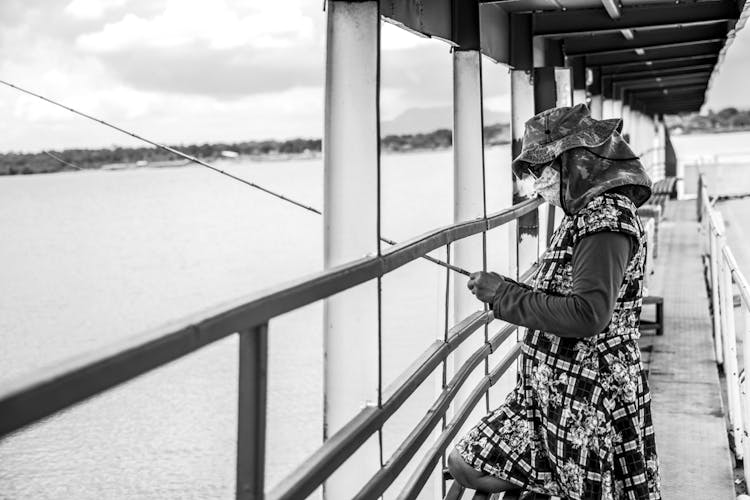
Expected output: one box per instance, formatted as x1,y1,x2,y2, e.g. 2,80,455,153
0,0,747,153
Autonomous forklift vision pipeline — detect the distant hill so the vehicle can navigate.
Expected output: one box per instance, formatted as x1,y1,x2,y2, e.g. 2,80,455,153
382,106,510,135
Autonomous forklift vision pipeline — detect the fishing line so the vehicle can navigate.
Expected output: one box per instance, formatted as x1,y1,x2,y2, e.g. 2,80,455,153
0,79,472,277
42,150,84,171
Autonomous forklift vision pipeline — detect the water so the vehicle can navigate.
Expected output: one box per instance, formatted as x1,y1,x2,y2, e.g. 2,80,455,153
4,132,750,499
0,147,514,499
672,130,750,268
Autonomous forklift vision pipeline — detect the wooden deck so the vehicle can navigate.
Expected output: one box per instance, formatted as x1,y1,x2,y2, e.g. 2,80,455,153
642,199,735,499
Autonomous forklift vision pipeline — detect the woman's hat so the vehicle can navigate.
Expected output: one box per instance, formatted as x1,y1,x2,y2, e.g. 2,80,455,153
511,103,622,178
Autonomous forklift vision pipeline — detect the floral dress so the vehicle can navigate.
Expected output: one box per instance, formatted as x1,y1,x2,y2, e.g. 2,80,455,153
456,193,661,500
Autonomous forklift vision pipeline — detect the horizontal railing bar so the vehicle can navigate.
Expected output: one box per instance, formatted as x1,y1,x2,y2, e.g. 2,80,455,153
519,263,539,284
444,480,465,500
722,246,750,308
381,198,543,276
0,197,542,439
352,324,517,500
383,311,492,402
398,344,522,500
268,311,493,500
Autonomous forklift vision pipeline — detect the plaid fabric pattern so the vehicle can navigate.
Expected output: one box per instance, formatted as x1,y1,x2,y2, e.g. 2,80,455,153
456,193,661,500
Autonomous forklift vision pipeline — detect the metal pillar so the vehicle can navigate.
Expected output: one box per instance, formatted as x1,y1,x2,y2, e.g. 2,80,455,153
451,45,486,428
588,67,603,118
621,104,631,138
570,57,587,106
590,95,603,118
631,109,641,155
322,2,380,497
655,117,667,181
613,99,623,121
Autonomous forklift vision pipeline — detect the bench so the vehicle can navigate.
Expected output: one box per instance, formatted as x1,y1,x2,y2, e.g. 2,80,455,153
637,177,676,336
639,295,664,336
637,177,677,260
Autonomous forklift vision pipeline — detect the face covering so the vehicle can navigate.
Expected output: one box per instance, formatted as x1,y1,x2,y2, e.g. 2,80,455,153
533,165,562,207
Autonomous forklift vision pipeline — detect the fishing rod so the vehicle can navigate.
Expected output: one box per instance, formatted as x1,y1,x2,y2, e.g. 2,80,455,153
42,150,84,171
0,79,471,277
1,80,322,216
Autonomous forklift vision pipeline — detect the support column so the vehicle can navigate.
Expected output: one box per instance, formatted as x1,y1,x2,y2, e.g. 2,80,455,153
589,67,603,119
570,57,587,106
655,117,667,182
322,2,380,497
621,104,631,140
510,14,537,279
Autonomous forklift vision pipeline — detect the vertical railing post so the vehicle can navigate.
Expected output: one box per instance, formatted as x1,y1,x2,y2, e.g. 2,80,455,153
237,323,269,500
712,218,725,366
697,175,704,222
742,300,750,479
322,1,381,497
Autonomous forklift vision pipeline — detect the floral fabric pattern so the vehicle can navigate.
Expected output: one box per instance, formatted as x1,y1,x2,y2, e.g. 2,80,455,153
456,193,661,499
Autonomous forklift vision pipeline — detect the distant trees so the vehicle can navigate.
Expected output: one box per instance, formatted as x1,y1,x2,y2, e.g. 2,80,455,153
670,107,750,134
0,124,512,176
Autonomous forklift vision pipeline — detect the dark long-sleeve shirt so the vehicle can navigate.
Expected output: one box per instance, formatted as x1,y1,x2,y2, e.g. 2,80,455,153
491,231,634,338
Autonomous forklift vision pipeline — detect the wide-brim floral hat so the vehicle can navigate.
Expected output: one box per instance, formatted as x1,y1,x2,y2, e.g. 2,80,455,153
511,103,622,178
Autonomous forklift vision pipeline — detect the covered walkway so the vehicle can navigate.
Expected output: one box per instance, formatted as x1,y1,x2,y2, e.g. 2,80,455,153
642,199,735,498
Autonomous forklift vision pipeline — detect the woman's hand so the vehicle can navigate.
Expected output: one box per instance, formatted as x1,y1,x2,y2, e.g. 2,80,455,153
467,271,505,303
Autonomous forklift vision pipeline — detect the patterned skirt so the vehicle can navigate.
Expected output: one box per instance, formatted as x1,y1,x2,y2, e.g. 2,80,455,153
455,335,660,500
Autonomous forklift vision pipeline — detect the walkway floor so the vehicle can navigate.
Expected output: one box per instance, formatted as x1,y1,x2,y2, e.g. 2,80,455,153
642,199,735,499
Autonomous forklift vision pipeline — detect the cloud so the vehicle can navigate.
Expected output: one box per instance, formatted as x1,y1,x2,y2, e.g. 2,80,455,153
65,0,128,20
65,0,324,98
83,44,322,97
76,0,317,52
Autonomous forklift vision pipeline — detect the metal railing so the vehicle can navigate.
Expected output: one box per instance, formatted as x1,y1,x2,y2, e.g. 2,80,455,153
0,195,545,499
698,174,750,478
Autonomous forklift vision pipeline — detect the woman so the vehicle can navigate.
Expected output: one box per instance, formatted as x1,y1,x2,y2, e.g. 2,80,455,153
447,104,660,500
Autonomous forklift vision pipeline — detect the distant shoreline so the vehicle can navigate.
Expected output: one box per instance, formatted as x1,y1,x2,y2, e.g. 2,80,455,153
0,124,510,176
6,119,750,177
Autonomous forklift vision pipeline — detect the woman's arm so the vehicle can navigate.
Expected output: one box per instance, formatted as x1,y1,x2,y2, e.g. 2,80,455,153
489,231,634,338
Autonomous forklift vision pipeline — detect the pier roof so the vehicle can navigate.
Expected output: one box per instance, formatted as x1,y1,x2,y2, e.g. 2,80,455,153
381,0,749,116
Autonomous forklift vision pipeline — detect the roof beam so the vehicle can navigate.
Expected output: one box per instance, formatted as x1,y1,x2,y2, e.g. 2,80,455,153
608,68,714,83
637,94,705,104
630,84,708,98
586,41,723,66
563,24,727,56
614,74,710,93
638,96,704,107
604,64,714,82
533,1,738,36
598,54,718,75
637,86,707,96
